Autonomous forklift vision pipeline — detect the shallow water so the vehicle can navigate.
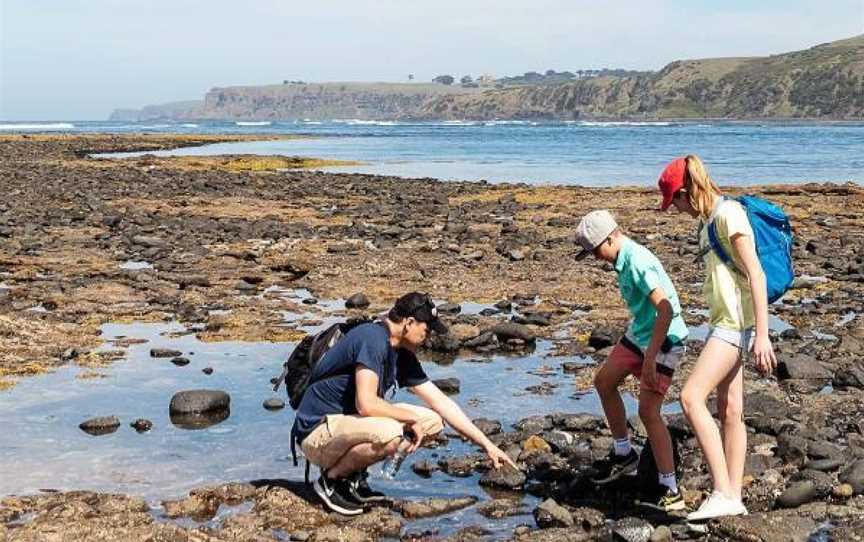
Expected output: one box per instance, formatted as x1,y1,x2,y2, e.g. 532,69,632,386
0,306,636,536
80,120,864,186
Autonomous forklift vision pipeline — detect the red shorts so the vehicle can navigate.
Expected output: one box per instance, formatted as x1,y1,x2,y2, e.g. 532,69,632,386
606,339,679,395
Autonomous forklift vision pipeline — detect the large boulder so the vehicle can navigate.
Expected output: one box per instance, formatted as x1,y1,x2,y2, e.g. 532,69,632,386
169,390,231,414
490,322,535,343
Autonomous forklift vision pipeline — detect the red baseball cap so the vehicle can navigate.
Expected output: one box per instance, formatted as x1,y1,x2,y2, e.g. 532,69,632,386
658,157,687,211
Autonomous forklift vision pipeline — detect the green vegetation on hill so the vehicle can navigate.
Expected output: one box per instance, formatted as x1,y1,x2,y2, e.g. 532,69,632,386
111,35,864,121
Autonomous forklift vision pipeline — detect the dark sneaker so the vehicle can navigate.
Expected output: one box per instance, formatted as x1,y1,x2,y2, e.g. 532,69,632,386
347,469,388,503
636,485,686,513
313,472,364,516
591,449,639,485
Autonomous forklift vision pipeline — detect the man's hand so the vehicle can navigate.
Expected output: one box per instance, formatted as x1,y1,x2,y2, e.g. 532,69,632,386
485,443,518,470
752,334,776,376
406,421,426,453
642,356,658,390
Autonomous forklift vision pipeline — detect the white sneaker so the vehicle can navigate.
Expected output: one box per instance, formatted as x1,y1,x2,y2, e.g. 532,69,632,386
686,491,748,521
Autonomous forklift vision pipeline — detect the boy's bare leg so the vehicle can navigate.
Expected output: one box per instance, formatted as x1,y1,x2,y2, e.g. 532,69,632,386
638,388,675,475
594,360,634,438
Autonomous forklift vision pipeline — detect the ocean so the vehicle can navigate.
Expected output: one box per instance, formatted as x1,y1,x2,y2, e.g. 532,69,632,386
3,119,864,185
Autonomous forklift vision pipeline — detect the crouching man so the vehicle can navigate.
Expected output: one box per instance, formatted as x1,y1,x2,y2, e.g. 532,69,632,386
292,292,517,515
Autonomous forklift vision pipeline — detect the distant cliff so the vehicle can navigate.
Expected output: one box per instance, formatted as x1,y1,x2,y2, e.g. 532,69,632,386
111,35,864,121
109,100,203,121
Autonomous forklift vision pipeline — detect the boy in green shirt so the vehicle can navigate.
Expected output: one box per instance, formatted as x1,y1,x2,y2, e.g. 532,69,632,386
575,210,688,512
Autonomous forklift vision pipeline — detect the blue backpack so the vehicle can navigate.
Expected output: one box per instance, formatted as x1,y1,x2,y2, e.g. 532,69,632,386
706,195,794,304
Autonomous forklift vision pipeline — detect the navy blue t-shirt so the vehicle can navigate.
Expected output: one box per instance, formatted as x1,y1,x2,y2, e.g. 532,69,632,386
292,322,429,443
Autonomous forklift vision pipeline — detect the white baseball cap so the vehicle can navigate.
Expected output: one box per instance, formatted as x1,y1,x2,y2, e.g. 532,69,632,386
574,210,618,260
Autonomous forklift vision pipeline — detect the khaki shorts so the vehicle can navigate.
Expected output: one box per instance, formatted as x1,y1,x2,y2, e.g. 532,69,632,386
300,403,444,469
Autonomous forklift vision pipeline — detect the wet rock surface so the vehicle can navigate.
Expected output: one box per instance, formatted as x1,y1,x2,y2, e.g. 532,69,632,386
2,135,864,539
79,416,121,436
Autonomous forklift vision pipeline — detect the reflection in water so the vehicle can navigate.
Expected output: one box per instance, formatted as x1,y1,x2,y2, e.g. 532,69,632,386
170,409,231,430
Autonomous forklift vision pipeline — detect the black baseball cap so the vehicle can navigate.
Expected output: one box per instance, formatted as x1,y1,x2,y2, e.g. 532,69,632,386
392,292,449,334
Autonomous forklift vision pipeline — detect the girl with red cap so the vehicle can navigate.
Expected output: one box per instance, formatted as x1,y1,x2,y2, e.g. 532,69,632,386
658,155,777,520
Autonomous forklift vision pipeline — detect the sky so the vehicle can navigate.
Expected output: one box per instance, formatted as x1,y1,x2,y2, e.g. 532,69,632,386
1,0,862,120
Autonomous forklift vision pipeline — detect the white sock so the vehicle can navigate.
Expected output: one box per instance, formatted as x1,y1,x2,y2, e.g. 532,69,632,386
658,472,678,494
613,437,632,456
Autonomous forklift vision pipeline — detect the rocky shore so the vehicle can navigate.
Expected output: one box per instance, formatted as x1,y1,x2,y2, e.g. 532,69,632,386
1,134,863,541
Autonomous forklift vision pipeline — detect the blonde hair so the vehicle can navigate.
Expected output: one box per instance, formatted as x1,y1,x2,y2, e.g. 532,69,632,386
683,154,721,219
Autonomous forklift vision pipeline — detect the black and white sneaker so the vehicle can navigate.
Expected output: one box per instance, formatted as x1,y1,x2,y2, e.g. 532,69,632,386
635,484,686,513
347,469,388,503
313,472,364,516
591,449,639,485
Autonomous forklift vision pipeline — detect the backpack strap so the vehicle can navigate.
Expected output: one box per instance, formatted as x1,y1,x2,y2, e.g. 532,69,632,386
703,197,746,276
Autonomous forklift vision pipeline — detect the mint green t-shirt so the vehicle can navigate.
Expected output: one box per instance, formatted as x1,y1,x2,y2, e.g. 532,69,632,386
615,238,688,350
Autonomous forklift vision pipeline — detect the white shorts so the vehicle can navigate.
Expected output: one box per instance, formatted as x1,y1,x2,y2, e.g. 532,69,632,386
707,327,754,361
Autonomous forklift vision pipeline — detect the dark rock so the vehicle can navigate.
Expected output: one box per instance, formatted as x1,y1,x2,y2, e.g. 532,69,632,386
438,456,479,477
263,398,285,411
411,459,439,478
472,418,502,436
301,297,318,305
513,312,552,326
130,418,153,432
79,416,121,436
806,458,843,472
552,413,604,433
169,389,230,414
494,299,512,311
514,415,553,435
777,354,832,380
150,348,183,358
432,377,461,395
202,367,213,375
533,498,573,528
588,326,619,350
170,356,190,367
490,322,535,343
476,498,526,519
345,293,370,309
131,235,165,248
436,302,461,315
170,409,230,430
463,331,498,349
775,432,809,466
839,459,864,494
612,517,653,542
541,430,578,455
399,496,477,519
479,465,526,490
478,307,501,316
426,332,461,353
807,440,842,460
776,480,818,508
833,365,864,390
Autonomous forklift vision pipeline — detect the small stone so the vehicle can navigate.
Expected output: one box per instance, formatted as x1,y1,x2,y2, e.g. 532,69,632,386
650,526,673,542
411,459,439,477
79,416,121,436
533,498,573,528
263,398,285,411
436,302,461,315
472,418,502,436
433,377,460,395
130,419,153,433
290,530,311,542
170,357,190,367
777,480,817,508
479,465,526,490
612,517,653,542
832,483,855,499
522,435,552,454
399,496,477,519
202,367,213,375
345,293,370,309
839,459,864,494
150,348,182,358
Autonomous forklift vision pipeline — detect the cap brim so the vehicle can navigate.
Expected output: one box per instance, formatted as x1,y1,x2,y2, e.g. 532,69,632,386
574,248,591,261
659,192,673,211
428,318,448,335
